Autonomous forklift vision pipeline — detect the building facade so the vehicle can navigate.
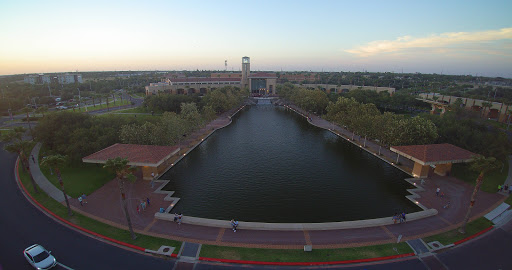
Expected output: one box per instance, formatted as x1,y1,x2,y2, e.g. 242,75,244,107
24,73,83,84
145,57,277,96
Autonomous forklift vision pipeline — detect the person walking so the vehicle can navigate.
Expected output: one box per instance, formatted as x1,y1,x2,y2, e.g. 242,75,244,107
173,213,178,223
137,205,140,214
401,212,406,223
146,197,151,207
78,196,83,206
31,155,35,163
178,214,182,225
498,185,502,192
436,187,440,196
81,194,87,204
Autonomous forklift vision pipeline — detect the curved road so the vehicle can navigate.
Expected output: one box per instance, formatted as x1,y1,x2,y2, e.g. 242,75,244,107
0,144,174,270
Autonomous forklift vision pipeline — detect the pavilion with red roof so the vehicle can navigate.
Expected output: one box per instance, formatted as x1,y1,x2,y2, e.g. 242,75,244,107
390,143,477,178
82,143,180,180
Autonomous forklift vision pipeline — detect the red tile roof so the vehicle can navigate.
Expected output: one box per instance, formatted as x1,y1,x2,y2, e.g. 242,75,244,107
390,143,477,165
82,144,180,166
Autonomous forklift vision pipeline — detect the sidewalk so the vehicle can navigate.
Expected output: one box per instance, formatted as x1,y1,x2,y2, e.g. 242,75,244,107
26,103,506,249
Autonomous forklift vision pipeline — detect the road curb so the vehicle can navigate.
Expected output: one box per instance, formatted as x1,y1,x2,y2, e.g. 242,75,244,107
199,253,415,266
453,226,494,246
15,157,147,253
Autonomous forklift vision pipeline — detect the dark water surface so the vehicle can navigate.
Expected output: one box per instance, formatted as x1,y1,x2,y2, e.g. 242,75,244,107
162,105,420,222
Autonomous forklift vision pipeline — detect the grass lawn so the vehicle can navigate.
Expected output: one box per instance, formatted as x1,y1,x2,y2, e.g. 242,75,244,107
116,107,148,114
422,217,493,246
505,195,512,205
0,129,12,136
199,242,412,262
39,161,114,198
452,161,508,193
18,160,182,251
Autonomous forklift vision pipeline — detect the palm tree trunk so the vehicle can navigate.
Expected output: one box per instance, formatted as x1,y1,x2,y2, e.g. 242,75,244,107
56,168,72,216
118,178,136,239
25,111,33,137
21,153,39,193
459,172,484,233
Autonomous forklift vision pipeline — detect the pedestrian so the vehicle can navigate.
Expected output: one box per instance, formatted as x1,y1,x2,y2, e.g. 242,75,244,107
78,196,83,206
146,197,150,207
392,213,398,224
440,192,444,198
141,201,146,211
173,213,178,223
137,205,140,214
231,219,238,232
81,194,87,204
436,187,440,196
178,214,182,225
150,172,156,188
504,184,509,191
401,212,406,223
498,185,502,192
31,155,35,163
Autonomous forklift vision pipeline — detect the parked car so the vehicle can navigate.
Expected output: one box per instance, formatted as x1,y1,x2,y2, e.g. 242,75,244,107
56,106,68,110
23,244,57,269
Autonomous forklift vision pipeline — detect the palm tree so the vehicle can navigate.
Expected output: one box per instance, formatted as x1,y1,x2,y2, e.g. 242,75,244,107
40,155,72,216
103,157,137,239
1,127,38,193
459,156,502,234
21,107,34,136
481,102,492,118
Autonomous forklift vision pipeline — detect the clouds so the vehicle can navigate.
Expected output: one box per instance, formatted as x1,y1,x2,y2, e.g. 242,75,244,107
346,28,512,57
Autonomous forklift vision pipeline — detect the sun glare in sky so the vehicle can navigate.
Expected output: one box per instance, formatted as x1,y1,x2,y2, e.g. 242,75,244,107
0,0,511,77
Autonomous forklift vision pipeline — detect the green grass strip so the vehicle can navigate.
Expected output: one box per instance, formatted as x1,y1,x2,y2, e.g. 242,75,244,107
422,217,493,246
200,242,412,262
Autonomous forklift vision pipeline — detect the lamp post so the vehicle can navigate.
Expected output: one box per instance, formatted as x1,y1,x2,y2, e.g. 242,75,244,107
77,88,81,111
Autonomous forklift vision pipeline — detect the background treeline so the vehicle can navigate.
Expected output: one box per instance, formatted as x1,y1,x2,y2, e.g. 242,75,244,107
142,86,247,114
35,87,245,162
278,84,511,162
325,97,438,146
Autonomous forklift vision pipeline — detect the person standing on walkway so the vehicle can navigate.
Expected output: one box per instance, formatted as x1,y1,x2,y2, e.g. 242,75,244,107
436,187,440,196
78,196,83,206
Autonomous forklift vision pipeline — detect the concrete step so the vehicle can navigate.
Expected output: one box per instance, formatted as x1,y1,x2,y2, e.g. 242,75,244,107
492,209,512,225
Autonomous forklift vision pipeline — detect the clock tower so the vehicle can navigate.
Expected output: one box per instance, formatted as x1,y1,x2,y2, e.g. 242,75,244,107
241,56,250,89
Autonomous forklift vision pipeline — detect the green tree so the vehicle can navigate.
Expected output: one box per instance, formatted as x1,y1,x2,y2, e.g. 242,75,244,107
1,127,38,193
40,155,72,216
103,157,137,239
459,156,502,234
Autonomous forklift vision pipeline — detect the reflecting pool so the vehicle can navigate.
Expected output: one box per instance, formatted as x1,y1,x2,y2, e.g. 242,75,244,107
162,105,420,222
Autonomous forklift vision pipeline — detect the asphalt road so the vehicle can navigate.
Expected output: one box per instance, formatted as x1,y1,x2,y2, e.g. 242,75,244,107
0,143,174,270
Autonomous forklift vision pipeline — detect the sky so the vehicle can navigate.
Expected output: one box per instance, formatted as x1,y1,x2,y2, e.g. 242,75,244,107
0,0,511,77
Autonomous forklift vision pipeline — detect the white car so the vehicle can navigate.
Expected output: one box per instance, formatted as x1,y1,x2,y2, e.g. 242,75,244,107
56,106,68,110
23,244,57,269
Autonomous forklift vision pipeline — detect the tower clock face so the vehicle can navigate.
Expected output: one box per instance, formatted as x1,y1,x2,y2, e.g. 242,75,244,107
243,58,249,63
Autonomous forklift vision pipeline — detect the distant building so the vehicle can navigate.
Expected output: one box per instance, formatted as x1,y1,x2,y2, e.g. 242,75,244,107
24,73,83,84
145,57,277,96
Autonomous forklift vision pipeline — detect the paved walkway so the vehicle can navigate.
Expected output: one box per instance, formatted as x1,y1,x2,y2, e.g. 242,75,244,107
27,102,508,249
